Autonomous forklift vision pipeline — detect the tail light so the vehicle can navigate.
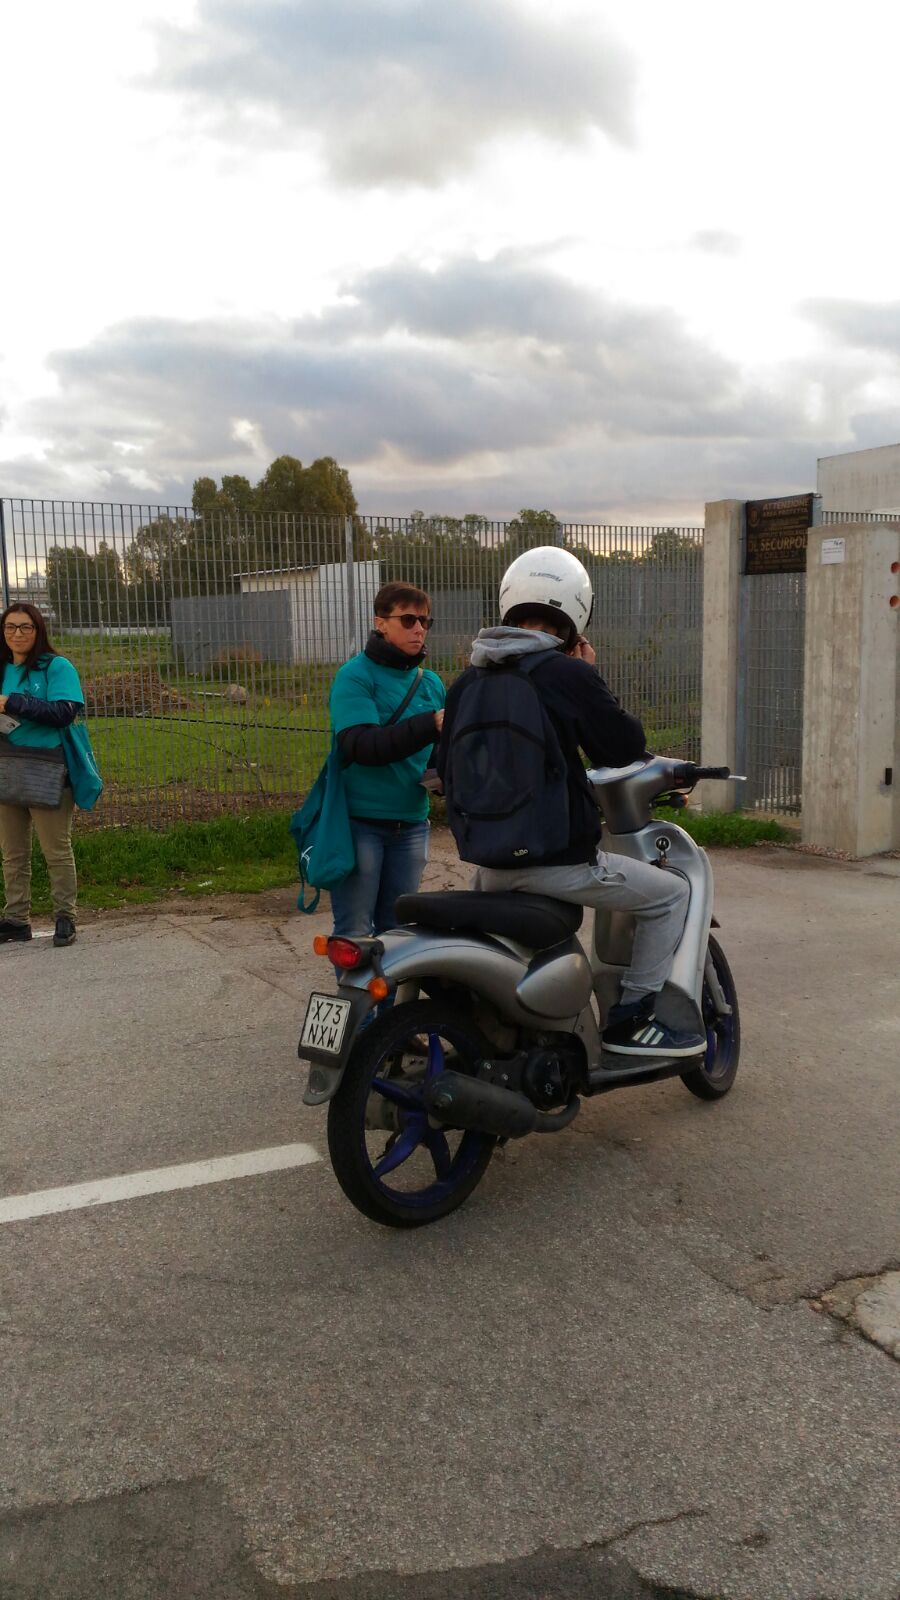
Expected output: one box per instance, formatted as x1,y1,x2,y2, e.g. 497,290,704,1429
325,937,365,969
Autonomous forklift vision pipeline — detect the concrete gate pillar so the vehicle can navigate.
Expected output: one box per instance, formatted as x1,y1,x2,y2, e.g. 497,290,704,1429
802,522,900,856
701,500,743,813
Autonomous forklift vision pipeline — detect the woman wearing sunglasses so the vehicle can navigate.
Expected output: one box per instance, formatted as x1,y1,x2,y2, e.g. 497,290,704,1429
0,603,87,947
327,581,445,941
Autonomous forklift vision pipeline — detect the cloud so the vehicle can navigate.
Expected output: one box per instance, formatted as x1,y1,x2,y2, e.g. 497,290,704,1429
691,229,741,257
151,0,634,185
4,253,879,516
803,298,900,355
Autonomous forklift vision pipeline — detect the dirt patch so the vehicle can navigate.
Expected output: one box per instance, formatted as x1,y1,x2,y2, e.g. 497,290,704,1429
82,669,193,717
811,1269,900,1359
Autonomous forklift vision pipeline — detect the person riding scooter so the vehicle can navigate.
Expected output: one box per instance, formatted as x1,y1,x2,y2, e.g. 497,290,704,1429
437,546,705,1059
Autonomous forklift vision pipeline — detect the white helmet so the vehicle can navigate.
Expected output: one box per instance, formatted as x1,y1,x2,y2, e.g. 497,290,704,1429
499,546,593,645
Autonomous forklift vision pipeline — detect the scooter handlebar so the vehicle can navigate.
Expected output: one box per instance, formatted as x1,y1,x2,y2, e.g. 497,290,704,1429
667,763,733,787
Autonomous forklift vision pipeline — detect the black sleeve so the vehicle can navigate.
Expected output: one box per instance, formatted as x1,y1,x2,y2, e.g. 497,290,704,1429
574,669,646,767
3,694,82,730
540,657,645,767
338,710,437,767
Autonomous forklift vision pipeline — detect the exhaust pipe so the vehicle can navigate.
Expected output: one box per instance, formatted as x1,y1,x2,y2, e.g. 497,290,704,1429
424,1071,537,1138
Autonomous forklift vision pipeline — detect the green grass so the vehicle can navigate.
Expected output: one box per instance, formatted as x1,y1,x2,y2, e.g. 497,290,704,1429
28,810,301,912
654,807,792,845
23,805,790,915
88,714,327,797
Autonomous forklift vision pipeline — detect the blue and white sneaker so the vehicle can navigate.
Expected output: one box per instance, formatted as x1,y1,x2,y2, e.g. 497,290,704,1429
602,998,705,1059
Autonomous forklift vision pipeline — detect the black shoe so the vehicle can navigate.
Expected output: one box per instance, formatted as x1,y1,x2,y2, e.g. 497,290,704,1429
602,997,705,1059
53,915,77,948
0,919,32,944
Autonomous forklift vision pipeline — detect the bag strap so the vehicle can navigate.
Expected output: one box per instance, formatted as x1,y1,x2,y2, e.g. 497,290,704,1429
333,665,424,771
515,650,558,678
384,666,423,727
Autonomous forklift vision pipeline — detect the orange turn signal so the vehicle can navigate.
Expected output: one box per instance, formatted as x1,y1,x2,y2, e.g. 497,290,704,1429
313,935,329,955
367,977,390,1000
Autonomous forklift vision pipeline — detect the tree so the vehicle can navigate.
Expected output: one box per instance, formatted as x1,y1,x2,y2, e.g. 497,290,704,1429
372,512,487,595
191,454,359,572
46,546,96,628
192,474,255,519
46,543,127,628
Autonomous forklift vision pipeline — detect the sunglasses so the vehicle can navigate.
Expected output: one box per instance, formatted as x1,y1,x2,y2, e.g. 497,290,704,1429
388,613,434,631
3,622,37,634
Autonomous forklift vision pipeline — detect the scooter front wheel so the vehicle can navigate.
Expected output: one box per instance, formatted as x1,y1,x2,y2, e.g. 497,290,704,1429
680,933,741,1100
327,1000,496,1228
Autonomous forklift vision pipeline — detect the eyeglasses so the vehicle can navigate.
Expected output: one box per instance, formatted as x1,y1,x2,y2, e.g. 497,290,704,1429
389,613,434,631
3,622,37,634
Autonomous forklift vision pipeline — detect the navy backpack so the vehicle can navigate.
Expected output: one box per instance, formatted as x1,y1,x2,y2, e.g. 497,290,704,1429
443,654,570,868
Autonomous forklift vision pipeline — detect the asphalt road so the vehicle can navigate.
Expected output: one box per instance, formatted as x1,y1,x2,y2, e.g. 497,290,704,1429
1,842,898,1600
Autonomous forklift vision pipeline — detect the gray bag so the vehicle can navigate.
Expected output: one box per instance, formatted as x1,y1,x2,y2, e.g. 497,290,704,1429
0,742,67,808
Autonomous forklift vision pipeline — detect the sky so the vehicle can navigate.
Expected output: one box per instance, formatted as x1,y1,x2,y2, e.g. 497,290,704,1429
2,0,899,523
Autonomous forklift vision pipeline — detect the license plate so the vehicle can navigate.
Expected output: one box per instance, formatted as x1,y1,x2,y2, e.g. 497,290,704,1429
300,993,353,1055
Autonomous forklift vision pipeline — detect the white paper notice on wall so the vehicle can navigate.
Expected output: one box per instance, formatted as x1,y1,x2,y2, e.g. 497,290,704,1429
820,538,846,565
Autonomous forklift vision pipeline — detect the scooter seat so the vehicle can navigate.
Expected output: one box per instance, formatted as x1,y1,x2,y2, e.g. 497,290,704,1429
395,891,583,951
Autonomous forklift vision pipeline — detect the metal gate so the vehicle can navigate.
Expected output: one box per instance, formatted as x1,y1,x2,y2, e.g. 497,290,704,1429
738,571,805,815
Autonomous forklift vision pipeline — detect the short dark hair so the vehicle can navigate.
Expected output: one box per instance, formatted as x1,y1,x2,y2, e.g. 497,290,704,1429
504,603,576,649
374,582,431,617
0,602,57,672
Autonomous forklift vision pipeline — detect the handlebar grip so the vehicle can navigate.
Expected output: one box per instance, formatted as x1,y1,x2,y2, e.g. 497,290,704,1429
695,766,731,780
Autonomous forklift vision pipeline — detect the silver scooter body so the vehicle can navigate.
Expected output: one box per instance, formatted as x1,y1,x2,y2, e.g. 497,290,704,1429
300,757,729,1106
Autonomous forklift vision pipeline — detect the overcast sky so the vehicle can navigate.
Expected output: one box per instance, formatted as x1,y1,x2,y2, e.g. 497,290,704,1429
2,0,899,521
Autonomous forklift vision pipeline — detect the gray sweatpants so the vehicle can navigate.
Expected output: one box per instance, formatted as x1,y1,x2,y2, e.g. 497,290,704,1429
473,848,689,999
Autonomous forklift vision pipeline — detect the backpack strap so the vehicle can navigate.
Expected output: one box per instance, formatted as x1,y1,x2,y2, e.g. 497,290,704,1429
383,666,423,726
514,650,559,678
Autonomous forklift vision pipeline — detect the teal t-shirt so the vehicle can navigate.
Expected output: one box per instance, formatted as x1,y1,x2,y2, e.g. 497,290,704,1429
329,653,445,822
2,654,84,750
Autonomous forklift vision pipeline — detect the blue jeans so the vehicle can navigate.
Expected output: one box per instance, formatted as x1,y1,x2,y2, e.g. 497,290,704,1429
330,819,430,939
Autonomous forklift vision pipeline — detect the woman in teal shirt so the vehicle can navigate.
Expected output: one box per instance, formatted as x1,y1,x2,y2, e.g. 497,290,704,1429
329,581,445,939
0,604,85,947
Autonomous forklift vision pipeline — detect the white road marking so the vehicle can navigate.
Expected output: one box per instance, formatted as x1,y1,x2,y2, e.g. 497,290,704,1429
0,1143,321,1225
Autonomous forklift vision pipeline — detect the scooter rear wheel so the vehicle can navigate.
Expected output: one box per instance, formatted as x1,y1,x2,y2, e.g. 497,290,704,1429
680,933,740,1100
327,1000,496,1228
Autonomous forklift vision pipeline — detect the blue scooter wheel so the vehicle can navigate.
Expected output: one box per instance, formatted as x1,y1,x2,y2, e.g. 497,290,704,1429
681,933,741,1100
327,1000,496,1227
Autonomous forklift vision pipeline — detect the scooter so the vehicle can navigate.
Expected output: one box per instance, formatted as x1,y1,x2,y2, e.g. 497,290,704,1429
298,758,741,1228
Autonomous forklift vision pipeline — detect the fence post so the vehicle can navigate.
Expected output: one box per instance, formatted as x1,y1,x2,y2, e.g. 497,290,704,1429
344,516,357,658
701,500,744,812
0,499,10,610
802,521,900,855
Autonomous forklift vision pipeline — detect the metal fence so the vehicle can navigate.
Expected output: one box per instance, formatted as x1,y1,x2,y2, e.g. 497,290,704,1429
739,571,805,815
1,499,703,828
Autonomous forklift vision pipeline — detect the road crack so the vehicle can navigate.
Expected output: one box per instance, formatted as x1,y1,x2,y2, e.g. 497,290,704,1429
589,1506,708,1551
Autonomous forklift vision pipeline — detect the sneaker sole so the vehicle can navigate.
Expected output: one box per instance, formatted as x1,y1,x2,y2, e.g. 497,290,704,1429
602,1039,706,1059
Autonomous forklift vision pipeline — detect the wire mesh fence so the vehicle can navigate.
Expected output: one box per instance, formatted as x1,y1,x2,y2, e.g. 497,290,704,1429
1,500,703,828
741,571,805,816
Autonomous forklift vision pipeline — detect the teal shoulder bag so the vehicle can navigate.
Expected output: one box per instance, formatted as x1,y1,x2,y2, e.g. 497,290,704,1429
60,721,103,811
290,738,355,914
30,658,103,811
